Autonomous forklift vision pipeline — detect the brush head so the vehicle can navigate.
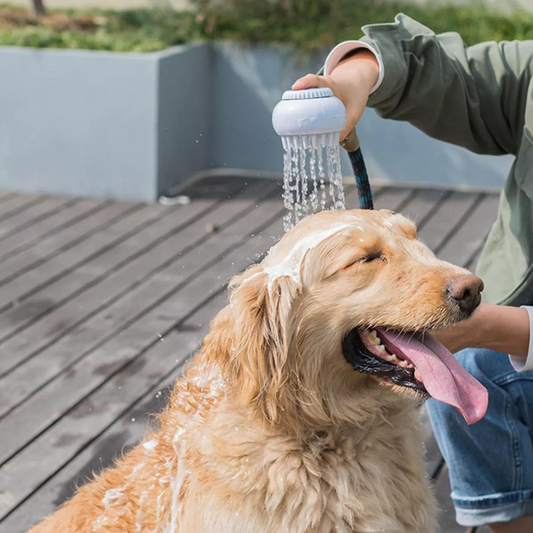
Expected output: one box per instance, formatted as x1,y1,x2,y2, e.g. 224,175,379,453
272,88,346,150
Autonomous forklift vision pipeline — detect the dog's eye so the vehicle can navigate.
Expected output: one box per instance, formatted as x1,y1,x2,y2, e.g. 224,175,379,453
345,254,385,268
362,254,385,264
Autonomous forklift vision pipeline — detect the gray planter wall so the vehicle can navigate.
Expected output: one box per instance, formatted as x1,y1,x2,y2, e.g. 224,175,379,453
0,44,208,201
0,42,512,201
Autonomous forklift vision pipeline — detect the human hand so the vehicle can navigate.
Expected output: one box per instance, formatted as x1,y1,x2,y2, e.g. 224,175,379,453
292,50,379,141
432,303,530,358
432,304,487,354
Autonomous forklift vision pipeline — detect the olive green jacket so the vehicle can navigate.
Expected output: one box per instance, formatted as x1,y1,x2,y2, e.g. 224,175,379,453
358,14,533,306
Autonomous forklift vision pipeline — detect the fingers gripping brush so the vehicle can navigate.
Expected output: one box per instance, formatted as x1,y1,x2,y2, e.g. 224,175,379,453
272,87,373,231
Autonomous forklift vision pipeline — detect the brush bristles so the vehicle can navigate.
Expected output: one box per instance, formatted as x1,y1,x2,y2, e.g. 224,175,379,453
281,132,339,151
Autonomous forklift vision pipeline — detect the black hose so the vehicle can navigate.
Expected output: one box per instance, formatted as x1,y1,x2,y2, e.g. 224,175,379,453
348,147,373,210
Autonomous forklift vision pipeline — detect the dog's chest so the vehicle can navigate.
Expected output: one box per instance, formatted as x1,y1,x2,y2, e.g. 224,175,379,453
189,429,435,533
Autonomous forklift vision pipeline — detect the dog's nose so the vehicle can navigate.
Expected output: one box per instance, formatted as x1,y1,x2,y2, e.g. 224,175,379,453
447,274,484,314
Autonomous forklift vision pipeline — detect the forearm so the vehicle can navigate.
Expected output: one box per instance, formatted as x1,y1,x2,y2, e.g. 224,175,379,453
358,14,533,156
434,303,530,361
475,304,529,358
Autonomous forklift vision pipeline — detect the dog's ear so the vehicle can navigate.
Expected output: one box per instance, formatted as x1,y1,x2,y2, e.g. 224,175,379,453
225,266,299,423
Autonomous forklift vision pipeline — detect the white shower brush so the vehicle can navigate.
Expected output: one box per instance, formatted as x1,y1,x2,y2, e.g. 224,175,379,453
272,88,346,150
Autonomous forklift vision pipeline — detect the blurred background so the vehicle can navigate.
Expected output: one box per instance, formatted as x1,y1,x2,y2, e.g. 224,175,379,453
0,0,531,200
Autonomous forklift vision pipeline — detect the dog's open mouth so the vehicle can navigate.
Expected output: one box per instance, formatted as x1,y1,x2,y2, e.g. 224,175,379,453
342,327,488,425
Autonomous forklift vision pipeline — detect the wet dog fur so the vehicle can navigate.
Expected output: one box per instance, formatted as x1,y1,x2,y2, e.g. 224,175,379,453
30,209,479,533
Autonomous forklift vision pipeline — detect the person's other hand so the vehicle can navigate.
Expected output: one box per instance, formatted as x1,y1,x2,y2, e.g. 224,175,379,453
432,302,530,358
292,50,379,141
432,304,487,354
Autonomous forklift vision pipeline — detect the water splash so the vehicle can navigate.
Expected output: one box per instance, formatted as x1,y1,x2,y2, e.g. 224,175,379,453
154,361,226,533
169,438,186,533
282,145,345,232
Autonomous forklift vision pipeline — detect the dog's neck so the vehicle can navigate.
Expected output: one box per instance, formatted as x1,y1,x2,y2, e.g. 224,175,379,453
174,350,418,442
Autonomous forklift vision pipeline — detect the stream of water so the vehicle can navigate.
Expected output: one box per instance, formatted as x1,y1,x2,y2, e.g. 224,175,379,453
282,145,346,232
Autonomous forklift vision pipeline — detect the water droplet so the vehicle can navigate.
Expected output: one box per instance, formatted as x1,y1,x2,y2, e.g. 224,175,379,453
281,144,346,231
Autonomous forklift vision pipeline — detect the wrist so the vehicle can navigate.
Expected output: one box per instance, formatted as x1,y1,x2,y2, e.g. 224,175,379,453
330,50,379,93
478,303,498,350
473,304,530,357
467,303,492,349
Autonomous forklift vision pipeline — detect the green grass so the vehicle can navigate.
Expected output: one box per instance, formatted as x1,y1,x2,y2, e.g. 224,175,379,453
0,6,203,52
1,1,533,53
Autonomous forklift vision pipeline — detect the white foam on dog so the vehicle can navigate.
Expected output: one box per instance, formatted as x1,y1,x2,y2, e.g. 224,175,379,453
102,488,124,509
143,439,158,453
263,223,353,288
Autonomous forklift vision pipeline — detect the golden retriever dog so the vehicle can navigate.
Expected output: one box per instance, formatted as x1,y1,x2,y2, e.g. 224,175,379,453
29,208,488,533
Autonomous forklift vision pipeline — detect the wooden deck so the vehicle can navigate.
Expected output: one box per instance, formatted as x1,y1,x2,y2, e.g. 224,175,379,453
0,177,500,533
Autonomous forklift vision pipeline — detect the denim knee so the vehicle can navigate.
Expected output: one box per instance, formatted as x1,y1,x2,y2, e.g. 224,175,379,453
454,348,514,385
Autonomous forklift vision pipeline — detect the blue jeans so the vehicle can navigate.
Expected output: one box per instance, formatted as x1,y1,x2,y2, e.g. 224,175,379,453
426,348,533,527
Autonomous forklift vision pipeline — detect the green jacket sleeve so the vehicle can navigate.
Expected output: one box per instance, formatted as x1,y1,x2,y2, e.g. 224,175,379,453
360,14,533,156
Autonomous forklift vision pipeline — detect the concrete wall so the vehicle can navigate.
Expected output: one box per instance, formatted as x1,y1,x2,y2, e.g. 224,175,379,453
157,45,211,195
0,41,513,200
0,44,208,201
0,47,158,199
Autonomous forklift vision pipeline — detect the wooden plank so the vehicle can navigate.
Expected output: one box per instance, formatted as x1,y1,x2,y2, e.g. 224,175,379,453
466,246,483,272
0,179,251,378
0,189,289,518
433,466,467,533
0,183,288,458
0,185,448,532
0,180,275,413
0,192,16,204
0,184,419,522
0,196,75,243
0,291,227,533
0,202,159,315
0,194,43,223
401,189,451,231
415,192,481,254
0,199,110,262
0,201,139,289
438,194,500,268
373,187,414,212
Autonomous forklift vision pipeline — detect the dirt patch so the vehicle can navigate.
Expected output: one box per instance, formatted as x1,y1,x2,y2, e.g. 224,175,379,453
0,7,99,31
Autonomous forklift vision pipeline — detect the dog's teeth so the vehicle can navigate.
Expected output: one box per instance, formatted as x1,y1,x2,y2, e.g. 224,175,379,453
388,354,398,362
398,360,409,368
414,369,424,382
376,345,387,354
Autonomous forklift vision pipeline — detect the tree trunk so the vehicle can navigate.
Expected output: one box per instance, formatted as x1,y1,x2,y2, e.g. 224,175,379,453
32,0,46,16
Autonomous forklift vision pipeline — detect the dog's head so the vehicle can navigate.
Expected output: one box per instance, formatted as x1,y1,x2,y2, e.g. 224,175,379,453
215,209,487,430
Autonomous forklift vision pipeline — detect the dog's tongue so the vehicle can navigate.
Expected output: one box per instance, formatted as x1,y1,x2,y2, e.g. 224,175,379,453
376,329,488,425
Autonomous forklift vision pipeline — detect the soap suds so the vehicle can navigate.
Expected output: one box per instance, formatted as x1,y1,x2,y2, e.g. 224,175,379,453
102,488,124,509
263,223,352,288
143,439,158,452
